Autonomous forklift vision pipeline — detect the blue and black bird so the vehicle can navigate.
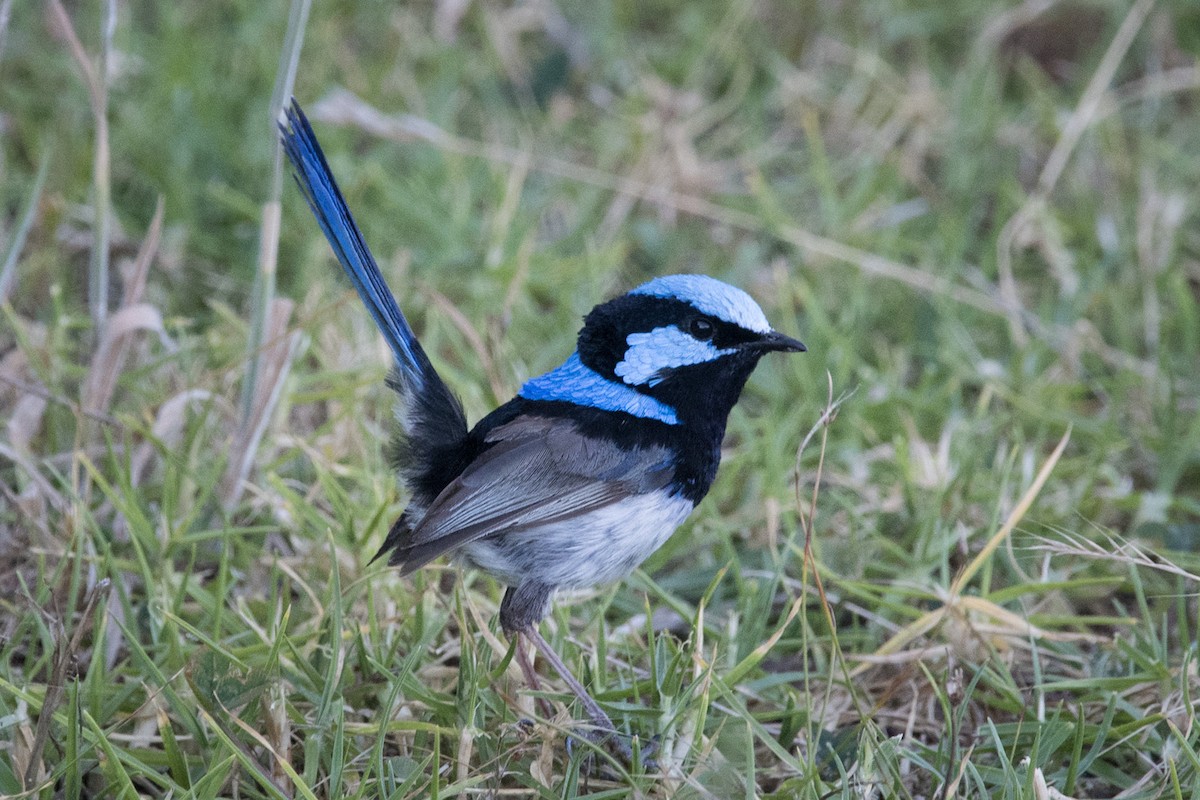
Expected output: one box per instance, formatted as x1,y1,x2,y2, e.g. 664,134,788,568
280,100,805,744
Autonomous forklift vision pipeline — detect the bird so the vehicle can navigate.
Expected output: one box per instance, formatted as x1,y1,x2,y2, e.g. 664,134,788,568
279,99,805,751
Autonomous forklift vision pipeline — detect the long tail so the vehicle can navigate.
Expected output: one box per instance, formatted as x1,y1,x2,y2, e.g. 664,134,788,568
279,100,468,518
280,100,433,394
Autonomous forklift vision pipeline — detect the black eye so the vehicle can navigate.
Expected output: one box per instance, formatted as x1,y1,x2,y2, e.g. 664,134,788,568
689,317,715,340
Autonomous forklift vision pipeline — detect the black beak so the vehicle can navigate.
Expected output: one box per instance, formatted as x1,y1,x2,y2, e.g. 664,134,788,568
754,330,807,353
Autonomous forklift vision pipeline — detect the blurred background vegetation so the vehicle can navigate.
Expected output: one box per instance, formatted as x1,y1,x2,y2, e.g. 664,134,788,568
3,0,1200,797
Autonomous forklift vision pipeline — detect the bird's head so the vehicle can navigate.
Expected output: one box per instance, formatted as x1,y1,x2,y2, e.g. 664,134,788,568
576,275,805,426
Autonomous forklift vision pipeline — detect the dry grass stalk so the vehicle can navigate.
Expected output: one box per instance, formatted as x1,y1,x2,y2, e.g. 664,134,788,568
424,285,511,402
852,427,1074,677
1032,530,1200,583
220,298,303,511
79,303,173,414
237,0,311,467
46,0,115,332
21,578,110,792
995,0,1157,345
86,301,171,395
0,150,50,303
130,389,224,490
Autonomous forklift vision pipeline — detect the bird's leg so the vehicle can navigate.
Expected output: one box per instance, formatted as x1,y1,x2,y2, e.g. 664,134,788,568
524,625,664,769
502,584,647,765
521,623,618,738
514,633,541,690
502,585,625,746
514,632,557,719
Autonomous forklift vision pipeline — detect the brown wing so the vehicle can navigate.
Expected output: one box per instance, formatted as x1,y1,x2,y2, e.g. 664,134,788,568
391,415,675,574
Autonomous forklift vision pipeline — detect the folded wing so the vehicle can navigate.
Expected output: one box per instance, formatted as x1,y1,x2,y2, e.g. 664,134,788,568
390,415,676,574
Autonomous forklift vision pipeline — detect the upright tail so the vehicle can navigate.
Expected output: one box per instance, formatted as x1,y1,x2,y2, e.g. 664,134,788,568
279,100,468,509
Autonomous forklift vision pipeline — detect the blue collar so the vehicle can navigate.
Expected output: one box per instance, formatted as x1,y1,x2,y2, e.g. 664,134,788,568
518,352,679,425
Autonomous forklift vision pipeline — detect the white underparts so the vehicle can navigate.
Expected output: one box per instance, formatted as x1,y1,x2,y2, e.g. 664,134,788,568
460,489,695,589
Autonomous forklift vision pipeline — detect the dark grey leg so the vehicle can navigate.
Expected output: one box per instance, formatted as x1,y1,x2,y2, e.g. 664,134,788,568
500,582,620,738
521,623,618,737
515,633,542,690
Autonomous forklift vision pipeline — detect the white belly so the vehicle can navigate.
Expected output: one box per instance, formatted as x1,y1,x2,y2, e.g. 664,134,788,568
459,490,695,589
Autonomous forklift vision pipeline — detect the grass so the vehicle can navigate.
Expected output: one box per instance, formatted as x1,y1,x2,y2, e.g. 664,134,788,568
3,0,1200,797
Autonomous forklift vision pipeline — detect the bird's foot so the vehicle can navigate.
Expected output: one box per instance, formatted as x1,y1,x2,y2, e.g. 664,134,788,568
566,725,659,772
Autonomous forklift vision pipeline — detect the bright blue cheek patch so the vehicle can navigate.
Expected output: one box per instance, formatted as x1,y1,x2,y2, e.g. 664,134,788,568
519,352,680,425
614,326,732,386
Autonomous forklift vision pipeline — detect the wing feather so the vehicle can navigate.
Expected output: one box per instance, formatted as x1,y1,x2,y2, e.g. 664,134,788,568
391,415,675,574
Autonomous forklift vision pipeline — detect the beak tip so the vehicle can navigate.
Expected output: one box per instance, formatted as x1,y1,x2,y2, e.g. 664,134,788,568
767,331,806,353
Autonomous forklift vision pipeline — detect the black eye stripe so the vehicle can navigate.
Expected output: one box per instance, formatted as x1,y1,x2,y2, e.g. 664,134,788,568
579,294,763,378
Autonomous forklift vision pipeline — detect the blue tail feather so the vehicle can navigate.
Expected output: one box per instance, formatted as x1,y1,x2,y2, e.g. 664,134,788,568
280,100,468,482
280,100,431,393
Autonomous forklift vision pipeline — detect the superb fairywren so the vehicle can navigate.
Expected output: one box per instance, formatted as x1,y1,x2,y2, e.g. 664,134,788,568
280,100,805,746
